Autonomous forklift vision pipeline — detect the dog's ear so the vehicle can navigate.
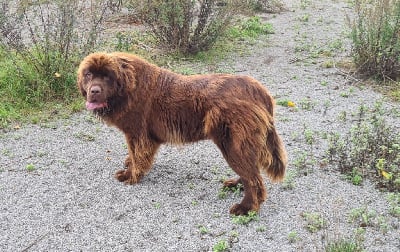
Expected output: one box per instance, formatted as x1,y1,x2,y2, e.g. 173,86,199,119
76,66,87,98
115,56,136,95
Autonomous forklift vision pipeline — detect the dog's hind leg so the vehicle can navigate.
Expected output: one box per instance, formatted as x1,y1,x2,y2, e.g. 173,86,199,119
229,175,266,215
115,136,160,184
211,132,266,215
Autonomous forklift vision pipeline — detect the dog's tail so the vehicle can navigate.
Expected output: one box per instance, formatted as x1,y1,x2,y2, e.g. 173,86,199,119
262,122,287,182
268,126,287,181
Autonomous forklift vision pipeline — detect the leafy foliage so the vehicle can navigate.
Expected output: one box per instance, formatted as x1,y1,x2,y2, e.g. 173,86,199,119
127,0,273,54
350,0,400,80
327,102,400,191
0,0,110,126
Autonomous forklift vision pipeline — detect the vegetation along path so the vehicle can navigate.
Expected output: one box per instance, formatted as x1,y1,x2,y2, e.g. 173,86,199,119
1,0,399,251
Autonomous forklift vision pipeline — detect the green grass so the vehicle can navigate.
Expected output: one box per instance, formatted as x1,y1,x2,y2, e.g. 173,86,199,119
0,48,82,128
227,16,274,39
325,239,362,252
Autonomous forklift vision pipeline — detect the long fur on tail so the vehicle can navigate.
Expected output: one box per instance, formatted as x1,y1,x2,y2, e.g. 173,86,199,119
264,125,287,182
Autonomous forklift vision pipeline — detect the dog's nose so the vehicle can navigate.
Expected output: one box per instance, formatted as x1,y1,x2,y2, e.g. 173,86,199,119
90,86,101,94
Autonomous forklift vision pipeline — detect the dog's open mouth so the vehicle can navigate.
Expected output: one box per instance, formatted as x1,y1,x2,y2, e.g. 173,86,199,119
86,101,108,111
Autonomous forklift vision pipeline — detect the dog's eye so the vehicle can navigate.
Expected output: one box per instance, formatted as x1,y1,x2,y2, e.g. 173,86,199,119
85,72,92,79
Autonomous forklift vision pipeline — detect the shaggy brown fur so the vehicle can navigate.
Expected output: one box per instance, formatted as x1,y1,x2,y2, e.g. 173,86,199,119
77,52,287,215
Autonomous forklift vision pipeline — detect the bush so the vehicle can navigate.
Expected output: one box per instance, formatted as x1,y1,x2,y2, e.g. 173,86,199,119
350,0,400,80
0,0,111,122
326,102,400,192
127,0,271,54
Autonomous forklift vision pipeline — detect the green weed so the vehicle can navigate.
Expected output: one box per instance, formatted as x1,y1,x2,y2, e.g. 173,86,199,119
213,239,229,252
276,99,296,108
153,202,161,209
346,168,363,186
74,132,96,142
293,150,315,176
282,169,297,190
387,193,400,217
349,206,390,233
231,211,259,225
349,207,377,227
256,225,267,232
197,225,209,235
299,14,310,22
325,239,362,252
322,60,334,68
298,98,316,111
288,231,300,243
300,0,311,9
218,182,243,199
302,212,325,233
26,164,36,172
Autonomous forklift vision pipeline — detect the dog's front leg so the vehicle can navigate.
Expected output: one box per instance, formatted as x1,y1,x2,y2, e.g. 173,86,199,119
115,135,160,185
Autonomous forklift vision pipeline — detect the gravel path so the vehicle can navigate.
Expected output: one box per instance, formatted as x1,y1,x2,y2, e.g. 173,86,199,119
1,0,399,251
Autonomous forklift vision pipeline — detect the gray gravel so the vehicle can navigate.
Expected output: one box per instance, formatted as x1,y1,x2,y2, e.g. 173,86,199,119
1,0,399,251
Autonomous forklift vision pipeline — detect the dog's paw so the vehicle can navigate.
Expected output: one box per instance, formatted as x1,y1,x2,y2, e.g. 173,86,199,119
115,169,130,182
115,169,142,184
229,203,257,216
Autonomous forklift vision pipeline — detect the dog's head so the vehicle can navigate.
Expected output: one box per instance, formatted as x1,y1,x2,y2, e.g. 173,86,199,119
77,52,136,116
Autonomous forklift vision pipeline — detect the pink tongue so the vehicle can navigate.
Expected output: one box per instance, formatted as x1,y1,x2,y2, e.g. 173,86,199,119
86,101,107,110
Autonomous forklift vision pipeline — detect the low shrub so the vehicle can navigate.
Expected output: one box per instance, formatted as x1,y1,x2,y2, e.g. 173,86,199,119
350,0,400,80
326,102,400,192
126,0,276,54
127,0,232,54
0,0,111,126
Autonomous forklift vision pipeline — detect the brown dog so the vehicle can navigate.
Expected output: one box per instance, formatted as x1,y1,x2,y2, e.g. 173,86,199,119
77,52,287,215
